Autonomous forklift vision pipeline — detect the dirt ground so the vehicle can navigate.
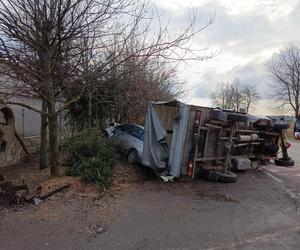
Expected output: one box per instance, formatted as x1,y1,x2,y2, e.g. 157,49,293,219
1,155,300,250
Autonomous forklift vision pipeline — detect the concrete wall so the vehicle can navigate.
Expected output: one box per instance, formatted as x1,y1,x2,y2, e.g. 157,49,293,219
7,96,42,155
8,96,42,137
7,96,69,153
0,105,23,167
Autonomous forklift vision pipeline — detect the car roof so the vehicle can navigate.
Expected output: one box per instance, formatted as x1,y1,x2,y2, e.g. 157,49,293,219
133,124,144,129
118,123,144,130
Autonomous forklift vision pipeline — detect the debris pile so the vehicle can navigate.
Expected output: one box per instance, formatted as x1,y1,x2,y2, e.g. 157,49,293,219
0,172,29,204
0,172,70,206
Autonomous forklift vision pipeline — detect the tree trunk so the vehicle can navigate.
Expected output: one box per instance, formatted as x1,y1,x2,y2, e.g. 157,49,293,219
40,99,48,169
88,86,92,128
48,103,59,176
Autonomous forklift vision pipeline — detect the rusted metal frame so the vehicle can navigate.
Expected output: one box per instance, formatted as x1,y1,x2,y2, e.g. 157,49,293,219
201,126,280,137
195,154,276,161
202,128,210,160
237,129,279,136
223,123,236,174
214,129,222,161
191,111,204,178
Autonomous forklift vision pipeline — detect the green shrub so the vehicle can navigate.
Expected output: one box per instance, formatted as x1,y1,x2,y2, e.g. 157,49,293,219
66,130,118,190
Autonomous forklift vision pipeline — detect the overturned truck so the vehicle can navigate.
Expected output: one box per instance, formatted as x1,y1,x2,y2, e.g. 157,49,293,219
142,100,294,182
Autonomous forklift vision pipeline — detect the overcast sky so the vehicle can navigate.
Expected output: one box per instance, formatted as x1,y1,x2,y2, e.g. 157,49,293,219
154,0,300,115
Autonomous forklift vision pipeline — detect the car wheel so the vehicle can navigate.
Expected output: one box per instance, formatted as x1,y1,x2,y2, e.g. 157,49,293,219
201,168,237,183
127,149,138,164
274,158,295,167
103,131,109,138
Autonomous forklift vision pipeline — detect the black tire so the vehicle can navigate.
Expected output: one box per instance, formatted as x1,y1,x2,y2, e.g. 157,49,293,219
274,158,295,167
201,168,237,183
272,123,289,131
227,113,248,122
102,131,109,138
260,159,270,166
127,149,138,164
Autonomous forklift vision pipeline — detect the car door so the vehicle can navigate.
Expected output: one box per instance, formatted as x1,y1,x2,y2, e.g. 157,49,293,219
121,125,139,152
112,124,131,153
127,125,144,157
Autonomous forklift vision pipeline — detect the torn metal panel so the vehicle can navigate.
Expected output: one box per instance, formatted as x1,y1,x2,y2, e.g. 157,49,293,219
142,104,168,172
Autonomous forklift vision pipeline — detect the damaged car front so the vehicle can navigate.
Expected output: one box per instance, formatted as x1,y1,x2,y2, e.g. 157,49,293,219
106,123,144,164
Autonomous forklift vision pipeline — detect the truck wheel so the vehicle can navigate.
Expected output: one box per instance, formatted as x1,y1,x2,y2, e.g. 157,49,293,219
128,149,138,164
272,123,290,131
227,113,248,122
201,169,237,183
274,158,295,167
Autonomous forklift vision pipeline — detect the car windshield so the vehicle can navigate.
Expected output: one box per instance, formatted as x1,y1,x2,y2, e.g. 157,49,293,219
117,124,131,133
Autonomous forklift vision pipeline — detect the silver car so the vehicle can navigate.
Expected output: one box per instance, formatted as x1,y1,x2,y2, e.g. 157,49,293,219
108,124,144,164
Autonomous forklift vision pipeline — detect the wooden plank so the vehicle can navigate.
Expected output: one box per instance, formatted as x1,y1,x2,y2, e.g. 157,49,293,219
39,183,70,200
0,181,12,189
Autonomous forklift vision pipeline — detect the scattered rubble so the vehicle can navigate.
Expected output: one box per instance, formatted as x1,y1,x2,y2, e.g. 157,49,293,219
0,170,71,206
0,173,29,205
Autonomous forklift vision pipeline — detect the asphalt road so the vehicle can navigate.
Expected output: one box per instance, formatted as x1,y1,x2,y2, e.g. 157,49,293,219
1,169,300,250
261,140,300,196
1,142,300,250
288,140,300,163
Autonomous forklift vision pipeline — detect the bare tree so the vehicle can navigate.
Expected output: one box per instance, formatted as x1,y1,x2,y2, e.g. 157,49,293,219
0,0,213,175
210,79,259,112
243,83,260,113
268,44,300,118
210,82,235,109
231,79,244,111
0,0,143,175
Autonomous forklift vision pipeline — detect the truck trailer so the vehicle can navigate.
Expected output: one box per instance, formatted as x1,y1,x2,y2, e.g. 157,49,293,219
142,100,294,182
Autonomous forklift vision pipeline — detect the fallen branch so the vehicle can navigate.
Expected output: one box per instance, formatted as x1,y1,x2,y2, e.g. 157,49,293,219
39,183,70,200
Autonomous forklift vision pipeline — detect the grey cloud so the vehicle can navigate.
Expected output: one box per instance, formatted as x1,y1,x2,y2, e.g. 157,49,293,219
155,0,300,113
194,59,274,99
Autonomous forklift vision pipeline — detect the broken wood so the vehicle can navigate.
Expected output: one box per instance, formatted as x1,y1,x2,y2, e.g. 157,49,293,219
4,184,28,195
14,189,28,204
39,183,70,200
0,181,12,190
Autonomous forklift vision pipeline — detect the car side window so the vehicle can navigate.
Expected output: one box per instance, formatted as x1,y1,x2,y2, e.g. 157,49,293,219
129,126,144,140
136,127,144,140
126,125,136,137
116,124,144,140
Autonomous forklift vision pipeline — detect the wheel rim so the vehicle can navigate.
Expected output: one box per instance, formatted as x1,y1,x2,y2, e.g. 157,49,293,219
128,151,137,163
